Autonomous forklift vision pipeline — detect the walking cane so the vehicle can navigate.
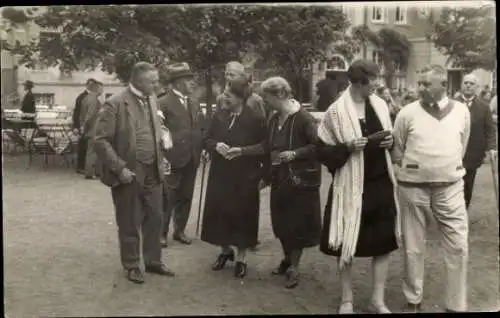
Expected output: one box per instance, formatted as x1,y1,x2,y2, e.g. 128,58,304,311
489,150,498,210
196,151,208,238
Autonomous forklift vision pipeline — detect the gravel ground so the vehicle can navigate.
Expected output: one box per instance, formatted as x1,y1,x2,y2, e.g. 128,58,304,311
3,154,499,316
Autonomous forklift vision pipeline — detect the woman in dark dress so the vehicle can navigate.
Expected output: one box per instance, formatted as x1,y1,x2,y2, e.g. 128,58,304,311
201,81,267,278
316,60,399,314
259,77,322,289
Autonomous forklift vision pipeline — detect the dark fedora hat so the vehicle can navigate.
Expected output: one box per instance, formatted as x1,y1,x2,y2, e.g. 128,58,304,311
23,80,34,88
166,62,194,83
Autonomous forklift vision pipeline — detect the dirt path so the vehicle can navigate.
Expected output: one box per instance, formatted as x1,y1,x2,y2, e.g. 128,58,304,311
3,155,499,316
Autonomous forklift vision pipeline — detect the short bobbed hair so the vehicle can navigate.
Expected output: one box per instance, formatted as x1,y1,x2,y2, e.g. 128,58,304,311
259,76,292,99
347,59,380,85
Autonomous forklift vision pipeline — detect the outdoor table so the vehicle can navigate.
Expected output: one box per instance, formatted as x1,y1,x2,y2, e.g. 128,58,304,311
2,118,38,154
30,117,77,168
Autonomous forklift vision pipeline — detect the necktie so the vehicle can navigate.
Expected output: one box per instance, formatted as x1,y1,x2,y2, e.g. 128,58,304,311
466,99,472,108
181,96,188,108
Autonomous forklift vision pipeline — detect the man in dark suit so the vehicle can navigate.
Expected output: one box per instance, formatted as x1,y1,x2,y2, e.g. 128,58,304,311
459,74,497,209
80,79,103,179
21,80,36,119
315,71,337,111
94,62,175,284
72,79,95,174
159,62,204,247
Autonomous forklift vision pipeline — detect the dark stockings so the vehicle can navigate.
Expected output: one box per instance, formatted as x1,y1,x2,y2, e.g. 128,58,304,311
279,239,303,268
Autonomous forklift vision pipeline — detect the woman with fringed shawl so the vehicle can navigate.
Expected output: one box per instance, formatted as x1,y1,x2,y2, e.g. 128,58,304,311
316,60,401,314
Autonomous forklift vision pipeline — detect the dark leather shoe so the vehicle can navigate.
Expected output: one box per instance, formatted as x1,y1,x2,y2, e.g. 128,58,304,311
285,268,299,289
212,251,235,271
405,302,422,313
160,237,168,248
145,264,175,277
234,261,247,278
127,268,144,284
272,259,291,275
173,233,192,245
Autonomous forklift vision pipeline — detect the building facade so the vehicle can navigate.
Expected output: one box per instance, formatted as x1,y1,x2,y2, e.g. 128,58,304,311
310,3,495,103
1,8,124,110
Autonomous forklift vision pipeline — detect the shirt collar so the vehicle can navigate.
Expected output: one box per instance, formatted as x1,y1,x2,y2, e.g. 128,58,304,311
129,84,146,99
172,88,187,101
436,95,449,110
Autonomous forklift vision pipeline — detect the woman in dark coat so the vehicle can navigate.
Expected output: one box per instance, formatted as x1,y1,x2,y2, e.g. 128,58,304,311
201,80,267,278
259,77,322,289
316,60,399,314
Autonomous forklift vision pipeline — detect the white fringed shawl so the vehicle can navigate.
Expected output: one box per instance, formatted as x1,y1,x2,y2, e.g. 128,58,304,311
317,86,401,269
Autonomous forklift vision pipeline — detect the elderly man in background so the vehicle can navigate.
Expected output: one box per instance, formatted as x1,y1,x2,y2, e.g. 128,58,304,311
215,61,267,120
79,79,103,179
159,62,204,247
393,65,470,313
94,62,174,284
457,74,496,209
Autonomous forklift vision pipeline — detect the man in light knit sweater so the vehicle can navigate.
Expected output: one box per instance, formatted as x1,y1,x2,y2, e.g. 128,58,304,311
392,65,470,313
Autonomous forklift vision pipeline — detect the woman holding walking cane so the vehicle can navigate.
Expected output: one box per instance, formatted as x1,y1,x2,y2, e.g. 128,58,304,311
200,75,267,278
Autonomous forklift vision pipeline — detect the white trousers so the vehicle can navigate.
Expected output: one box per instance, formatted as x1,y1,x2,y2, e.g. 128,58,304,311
398,180,468,312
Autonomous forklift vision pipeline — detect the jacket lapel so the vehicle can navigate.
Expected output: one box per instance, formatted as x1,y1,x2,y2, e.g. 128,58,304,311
123,89,139,131
149,95,162,143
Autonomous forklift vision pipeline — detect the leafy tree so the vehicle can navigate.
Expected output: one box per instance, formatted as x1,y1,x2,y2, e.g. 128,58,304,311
426,4,496,72
248,5,359,102
2,5,361,111
137,5,258,115
2,5,258,116
352,25,411,89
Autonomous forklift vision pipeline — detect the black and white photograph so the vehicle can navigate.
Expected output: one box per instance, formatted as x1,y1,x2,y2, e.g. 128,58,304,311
1,1,498,315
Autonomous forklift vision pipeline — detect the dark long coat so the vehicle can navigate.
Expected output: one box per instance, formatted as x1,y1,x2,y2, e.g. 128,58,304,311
201,106,267,248
265,108,322,249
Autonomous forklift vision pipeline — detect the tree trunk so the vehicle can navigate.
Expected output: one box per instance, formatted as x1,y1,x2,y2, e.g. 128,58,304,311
205,66,214,118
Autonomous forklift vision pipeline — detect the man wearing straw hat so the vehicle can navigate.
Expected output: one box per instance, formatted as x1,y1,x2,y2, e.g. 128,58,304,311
159,62,204,247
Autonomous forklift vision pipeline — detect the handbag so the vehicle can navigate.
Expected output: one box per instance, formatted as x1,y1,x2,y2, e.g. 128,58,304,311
286,113,321,189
